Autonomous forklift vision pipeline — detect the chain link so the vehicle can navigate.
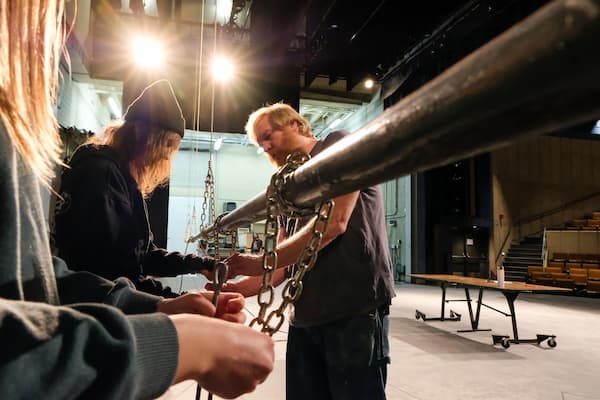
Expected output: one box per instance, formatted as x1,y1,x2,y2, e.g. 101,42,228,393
200,161,213,229
230,228,237,255
250,152,335,336
249,179,280,331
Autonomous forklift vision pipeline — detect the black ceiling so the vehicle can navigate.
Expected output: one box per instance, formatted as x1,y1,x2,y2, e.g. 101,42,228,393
84,0,552,133
303,0,472,88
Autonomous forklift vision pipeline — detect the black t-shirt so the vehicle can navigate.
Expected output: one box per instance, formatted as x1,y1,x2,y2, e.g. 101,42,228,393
284,130,395,327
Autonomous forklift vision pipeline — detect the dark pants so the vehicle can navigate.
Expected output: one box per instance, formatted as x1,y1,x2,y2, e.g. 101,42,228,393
286,306,390,400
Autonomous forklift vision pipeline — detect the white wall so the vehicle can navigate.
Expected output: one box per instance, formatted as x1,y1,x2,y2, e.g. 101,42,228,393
57,74,113,134
167,143,274,253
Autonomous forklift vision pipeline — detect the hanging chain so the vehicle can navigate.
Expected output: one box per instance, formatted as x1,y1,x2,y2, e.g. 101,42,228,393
200,161,214,229
249,152,335,336
249,182,280,332
208,161,216,226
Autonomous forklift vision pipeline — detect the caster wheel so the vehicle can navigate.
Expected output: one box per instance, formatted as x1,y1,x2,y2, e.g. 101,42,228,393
548,338,557,348
415,312,420,320
501,338,511,349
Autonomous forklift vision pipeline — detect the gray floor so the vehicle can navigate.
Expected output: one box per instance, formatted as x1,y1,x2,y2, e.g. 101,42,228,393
157,282,600,400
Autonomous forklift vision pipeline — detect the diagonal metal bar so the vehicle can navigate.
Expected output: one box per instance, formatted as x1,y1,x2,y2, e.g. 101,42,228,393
202,0,600,235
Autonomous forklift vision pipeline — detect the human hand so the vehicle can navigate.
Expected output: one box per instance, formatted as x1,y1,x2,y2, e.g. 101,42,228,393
171,314,274,398
205,276,263,298
156,291,246,323
226,252,264,277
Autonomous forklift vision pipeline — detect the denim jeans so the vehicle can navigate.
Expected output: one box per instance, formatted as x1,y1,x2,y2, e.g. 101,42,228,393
286,306,390,400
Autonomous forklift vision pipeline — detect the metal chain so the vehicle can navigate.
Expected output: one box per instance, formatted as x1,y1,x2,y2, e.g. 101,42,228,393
212,213,222,262
250,152,335,336
208,161,216,226
200,160,215,230
249,181,280,332
199,160,217,260
230,228,237,254
200,163,212,229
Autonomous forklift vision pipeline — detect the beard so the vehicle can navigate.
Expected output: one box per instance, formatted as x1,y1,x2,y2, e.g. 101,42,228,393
266,136,305,167
266,150,288,167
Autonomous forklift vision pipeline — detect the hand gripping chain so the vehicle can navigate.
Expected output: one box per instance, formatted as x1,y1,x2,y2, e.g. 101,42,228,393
250,152,334,336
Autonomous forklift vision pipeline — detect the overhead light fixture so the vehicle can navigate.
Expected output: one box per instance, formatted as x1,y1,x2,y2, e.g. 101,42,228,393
131,36,164,70
328,118,342,130
364,78,375,89
216,0,233,25
107,96,122,119
592,120,600,135
212,56,234,82
214,137,223,151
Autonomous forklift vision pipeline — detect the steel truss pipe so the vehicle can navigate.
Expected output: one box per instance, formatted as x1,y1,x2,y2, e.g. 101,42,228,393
205,0,600,235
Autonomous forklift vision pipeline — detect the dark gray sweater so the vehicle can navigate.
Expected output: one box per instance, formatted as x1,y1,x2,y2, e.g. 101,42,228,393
0,124,179,399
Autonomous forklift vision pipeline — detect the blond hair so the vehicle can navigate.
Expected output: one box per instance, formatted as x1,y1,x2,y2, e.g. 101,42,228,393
245,103,313,144
89,120,176,197
0,0,65,185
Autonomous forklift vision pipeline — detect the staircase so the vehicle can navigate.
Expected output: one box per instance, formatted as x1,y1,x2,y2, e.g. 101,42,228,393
503,236,543,282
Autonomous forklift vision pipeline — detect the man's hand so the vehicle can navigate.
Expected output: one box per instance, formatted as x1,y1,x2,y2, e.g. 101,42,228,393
156,291,246,323
226,253,264,277
206,276,263,298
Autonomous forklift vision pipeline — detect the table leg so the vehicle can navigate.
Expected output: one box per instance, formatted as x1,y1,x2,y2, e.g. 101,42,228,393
491,290,557,349
457,287,491,332
415,281,461,322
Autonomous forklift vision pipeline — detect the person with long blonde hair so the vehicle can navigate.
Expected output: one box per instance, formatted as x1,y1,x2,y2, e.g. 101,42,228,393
54,80,212,297
0,1,273,398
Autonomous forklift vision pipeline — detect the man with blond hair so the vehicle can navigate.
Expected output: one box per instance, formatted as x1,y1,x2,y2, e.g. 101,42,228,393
225,103,395,399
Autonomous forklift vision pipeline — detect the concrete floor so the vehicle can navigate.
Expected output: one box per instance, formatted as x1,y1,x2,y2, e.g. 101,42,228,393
157,281,600,400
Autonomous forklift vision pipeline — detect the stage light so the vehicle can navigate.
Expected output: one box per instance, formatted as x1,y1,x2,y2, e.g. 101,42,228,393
131,36,164,70
212,56,234,82
216,0,233,24
593,120,600,135
328,118,342,130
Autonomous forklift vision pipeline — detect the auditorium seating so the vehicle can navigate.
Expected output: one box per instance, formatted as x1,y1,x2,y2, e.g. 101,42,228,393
523,211,600,293
525,253,600,292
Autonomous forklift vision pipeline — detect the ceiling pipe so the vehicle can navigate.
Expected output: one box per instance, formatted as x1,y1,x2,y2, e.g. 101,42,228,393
198,0,600,237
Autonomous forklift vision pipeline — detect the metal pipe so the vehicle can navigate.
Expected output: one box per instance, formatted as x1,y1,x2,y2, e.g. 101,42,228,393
206,0,600,234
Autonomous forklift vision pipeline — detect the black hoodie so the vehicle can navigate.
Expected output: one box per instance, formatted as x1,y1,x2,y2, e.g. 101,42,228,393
54,144,212,297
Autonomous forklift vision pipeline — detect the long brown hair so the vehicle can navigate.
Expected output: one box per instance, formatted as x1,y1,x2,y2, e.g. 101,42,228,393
89,120,177,197
0,0,65,185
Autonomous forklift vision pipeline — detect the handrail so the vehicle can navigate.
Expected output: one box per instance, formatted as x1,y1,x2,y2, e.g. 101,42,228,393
516,191,600,227
494,225,512,266
201,0,600,236
542,227,548,269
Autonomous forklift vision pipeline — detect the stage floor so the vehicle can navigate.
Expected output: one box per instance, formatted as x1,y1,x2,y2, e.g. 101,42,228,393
157,281,600,400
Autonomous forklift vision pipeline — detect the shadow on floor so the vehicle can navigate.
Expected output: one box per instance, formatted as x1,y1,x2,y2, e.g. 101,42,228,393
389,317,522,360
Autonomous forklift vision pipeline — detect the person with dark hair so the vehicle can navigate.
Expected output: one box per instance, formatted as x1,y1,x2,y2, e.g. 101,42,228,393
0,1,273,398
220,103,396,400
197,239,210,256
54,80,211,297
251,233,263,254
